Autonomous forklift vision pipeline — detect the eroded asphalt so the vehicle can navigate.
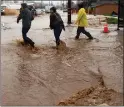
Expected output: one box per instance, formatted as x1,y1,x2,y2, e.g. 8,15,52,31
1,14,123,106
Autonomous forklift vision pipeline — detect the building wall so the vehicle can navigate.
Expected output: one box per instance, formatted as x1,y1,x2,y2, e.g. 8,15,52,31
94,4,118,15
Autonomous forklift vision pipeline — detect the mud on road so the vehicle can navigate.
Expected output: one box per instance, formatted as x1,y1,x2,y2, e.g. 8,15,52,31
58,85,123,106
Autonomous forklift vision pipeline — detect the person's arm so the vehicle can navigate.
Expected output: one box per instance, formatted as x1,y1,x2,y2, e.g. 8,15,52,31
62,23,65,31
49,14,55,29
31,11,34,21
61,20,65,31
57,13,65,31
17,10,23,23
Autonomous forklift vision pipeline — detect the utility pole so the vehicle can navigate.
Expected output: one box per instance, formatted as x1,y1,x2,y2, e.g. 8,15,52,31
87,0,89,14
117,0,120,30
68,0,71,24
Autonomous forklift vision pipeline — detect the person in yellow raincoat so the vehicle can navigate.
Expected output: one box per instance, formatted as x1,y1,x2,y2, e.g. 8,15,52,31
75,2,93,40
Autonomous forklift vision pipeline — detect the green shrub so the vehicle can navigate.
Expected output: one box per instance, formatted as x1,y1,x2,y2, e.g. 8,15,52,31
107,17,118,24
104,14,111,16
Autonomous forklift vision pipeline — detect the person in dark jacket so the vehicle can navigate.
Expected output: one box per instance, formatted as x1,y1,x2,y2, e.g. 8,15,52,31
17,3,35,48
49,7,65,48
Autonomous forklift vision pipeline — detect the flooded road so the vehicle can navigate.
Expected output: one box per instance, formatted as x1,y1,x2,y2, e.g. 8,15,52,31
1,14,123,106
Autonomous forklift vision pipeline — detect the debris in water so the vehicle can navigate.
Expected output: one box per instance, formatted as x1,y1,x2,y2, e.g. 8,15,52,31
97,103,109,106
62,61,71,67
1,23,11,30
57,40,67,50
30,54,40,59
42,51,48,55
57,85,122,106
14,39,24,46
58,87,94,106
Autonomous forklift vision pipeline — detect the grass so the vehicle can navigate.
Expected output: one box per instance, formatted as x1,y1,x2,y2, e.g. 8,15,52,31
104,14,111,16
106,17,118,24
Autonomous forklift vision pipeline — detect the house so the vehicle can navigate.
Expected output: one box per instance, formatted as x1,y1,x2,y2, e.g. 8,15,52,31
91,0,118,15
77,0,118,15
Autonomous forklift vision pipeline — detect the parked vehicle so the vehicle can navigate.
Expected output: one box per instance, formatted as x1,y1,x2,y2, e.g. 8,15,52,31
63,8,68,12
9,4,20,10
1,4,9,15
1,5,6,15
35,9,44,15
1,3,21,15
36,9,42,15
41,9,45,12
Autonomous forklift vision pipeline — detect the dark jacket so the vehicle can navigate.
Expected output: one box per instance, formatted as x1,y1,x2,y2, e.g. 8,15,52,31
50,12,65,30
28,5,37,16
17,8,33,28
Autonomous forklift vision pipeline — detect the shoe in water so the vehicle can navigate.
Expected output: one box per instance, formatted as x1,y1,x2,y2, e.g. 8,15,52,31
75,35,79,40
31,42,35,48
87,37,94,40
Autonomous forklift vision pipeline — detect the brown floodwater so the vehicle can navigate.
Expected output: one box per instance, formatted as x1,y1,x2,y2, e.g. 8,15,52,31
1,15,123,106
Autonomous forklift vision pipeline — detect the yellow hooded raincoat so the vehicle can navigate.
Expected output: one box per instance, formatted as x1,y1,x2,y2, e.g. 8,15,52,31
76,8,88,27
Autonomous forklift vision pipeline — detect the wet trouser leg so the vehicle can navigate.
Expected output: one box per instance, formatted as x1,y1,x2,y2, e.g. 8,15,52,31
54,26,62,45
22,27,34,46
76,27,82,38
76,27,93,39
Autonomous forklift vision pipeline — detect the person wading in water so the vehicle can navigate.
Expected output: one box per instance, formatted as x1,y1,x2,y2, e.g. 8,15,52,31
49,7,65,49
17,3,35,48
75,2,94,40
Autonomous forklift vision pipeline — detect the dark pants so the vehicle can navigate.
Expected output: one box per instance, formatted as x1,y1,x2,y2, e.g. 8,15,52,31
53,25,62,45
76,27,93,39
22,27,34,45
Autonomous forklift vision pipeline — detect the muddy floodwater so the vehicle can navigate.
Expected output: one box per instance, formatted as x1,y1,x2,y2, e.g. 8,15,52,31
1,14,123,106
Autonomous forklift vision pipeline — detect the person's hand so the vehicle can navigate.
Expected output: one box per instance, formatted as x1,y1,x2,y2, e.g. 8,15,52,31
17,20,19,24
63,27,65,31
75,21,78,25
49,25,52,30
